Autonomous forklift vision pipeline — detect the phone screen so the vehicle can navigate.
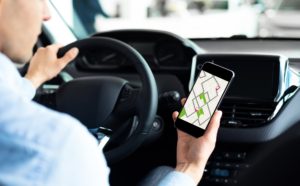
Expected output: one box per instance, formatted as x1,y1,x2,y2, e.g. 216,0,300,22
178,70,229,130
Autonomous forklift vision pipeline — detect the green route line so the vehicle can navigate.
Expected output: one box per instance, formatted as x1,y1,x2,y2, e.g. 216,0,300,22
199,92,206,104
197,108,204,117
196,92,206,118
179,108,186,118
179,92,207,119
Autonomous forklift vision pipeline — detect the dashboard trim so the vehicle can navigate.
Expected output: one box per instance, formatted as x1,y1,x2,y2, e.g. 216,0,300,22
218,88,300,143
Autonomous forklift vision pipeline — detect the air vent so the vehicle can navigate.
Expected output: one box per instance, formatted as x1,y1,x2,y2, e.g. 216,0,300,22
219,99,276,128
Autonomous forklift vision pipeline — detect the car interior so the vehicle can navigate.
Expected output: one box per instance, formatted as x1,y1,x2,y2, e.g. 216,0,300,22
24,0,300,185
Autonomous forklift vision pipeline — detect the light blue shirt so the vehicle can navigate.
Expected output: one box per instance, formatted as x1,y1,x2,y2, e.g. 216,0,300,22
0,53,195,186
0,53,110,186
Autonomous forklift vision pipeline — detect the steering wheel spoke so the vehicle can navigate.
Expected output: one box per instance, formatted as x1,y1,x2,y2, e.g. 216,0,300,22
114,83,141,118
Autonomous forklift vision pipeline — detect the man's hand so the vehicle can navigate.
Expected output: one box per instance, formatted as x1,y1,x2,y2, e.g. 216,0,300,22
172,98,222,184
25,44,79,88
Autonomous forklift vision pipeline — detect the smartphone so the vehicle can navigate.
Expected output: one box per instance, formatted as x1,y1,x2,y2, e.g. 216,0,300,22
175,62,234,137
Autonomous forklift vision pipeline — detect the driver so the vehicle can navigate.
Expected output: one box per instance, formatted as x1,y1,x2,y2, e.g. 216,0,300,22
0,0,222,186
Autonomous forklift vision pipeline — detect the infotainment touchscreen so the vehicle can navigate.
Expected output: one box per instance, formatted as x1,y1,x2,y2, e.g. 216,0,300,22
193,54,282,101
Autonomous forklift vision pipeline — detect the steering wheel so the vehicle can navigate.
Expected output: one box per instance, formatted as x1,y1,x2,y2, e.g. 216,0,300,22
56,37,158,165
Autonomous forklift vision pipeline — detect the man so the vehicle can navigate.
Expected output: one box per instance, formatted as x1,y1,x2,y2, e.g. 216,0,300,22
0,0,222,185
73,0,110,34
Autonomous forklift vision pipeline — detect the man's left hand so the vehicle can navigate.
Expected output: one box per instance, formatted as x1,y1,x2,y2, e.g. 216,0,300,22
25,44,79,88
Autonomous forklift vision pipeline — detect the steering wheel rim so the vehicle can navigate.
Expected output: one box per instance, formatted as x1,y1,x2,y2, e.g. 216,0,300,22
56,37,158,165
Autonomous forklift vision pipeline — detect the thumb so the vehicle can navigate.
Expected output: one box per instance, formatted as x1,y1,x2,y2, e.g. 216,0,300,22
58,47,79,66
172,111,179,123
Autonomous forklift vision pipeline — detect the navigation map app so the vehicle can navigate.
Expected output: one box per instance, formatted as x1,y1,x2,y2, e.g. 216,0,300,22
179,71,229,129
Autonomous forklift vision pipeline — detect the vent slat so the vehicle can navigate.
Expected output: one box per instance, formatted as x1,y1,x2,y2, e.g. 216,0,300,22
221,106,274,111
219,100,275,128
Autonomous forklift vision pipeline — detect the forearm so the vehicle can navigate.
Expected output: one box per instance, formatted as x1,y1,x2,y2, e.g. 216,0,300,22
24,73,44,89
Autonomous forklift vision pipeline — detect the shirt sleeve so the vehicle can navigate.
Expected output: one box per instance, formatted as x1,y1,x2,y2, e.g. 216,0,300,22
0,81,110,186
139,166,197,186
157,171,196,186
48,123,110,186
21,77,36,99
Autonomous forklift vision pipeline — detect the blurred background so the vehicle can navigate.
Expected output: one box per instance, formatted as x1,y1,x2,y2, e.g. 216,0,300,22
52,0,300,38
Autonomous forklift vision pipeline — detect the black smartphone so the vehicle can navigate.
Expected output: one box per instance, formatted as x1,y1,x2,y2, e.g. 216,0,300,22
175,62,234,137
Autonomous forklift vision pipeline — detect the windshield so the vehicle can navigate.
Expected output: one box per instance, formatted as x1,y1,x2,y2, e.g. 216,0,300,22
49,0,300,39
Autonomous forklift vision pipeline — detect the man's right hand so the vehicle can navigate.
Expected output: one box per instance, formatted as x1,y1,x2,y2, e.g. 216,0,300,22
172,98,222,185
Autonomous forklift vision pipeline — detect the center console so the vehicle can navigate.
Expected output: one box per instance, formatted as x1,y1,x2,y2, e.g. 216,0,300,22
190,54,297,185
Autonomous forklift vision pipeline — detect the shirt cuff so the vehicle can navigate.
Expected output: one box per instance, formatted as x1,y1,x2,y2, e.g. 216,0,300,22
158,171,196,186
22,77,36,100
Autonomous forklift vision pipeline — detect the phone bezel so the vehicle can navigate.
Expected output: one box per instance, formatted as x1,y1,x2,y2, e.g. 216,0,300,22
175,62,234,138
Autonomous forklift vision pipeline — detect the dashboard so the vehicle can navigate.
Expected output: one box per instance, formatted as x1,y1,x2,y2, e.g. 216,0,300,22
67,30,300,132
36,29,300,186
89,29,202,70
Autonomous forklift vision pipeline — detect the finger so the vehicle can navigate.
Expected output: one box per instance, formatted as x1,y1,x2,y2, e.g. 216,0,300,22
172,111,179,123
204,110,222,140
46,44,61,53
58,47,79,66
181,98,186,106
55,43,64,48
